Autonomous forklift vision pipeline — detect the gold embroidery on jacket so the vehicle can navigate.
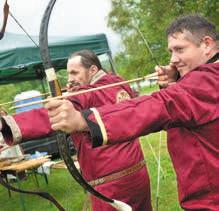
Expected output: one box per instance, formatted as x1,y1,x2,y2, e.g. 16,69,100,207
116,90,131,103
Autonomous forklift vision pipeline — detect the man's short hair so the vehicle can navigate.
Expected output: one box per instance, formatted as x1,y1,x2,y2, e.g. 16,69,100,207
69,49,102,70
166,15,217,45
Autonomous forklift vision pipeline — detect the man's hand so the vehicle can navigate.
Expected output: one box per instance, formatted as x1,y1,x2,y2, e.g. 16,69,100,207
45,99,89,133
155,64,179,88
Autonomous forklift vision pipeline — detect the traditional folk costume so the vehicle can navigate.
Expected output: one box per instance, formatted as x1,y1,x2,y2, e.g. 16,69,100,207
81,61,219,210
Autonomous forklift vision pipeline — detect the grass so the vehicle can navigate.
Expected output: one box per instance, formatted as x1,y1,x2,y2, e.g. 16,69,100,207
0,169,87,211
0,135,182,211
141,133,182,211
0,84,182,211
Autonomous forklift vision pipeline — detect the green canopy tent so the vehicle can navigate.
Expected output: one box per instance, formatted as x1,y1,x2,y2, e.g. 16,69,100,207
0,32,114,85
0,32,115,157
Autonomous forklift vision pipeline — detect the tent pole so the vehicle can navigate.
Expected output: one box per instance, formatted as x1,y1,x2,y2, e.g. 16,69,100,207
107,52,117,74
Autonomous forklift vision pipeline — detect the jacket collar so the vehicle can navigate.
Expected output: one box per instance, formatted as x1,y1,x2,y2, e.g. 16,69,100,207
90,70,107,85
206,52,219,64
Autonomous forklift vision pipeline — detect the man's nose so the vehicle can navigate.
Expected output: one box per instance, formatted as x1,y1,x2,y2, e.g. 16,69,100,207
170,53,180,64
68,76,75,83
67,79,74,87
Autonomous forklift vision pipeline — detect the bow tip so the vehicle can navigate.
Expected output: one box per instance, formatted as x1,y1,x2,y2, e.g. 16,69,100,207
110,199,132,211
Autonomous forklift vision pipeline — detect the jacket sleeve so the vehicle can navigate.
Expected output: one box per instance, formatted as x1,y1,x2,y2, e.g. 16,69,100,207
1,86,97,146
1,108,52,145
83,70,218,146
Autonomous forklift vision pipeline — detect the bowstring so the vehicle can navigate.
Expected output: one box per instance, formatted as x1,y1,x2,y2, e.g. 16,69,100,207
146,136,165,178
155,131,163,211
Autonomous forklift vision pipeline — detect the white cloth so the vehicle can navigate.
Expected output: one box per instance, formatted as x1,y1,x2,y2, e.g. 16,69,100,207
37,161,56,175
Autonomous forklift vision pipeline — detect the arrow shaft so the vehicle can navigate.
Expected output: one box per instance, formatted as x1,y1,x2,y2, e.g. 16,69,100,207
11,72,158,110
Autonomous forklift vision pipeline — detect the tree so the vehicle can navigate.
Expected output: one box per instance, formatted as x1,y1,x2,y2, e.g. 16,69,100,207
107,0,218,78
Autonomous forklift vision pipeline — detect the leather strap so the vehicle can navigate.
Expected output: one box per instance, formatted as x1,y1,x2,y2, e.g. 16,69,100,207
89,160,145,187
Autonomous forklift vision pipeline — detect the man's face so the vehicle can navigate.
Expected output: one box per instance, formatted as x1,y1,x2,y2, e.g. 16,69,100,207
168,31,208,76
67,56,93,88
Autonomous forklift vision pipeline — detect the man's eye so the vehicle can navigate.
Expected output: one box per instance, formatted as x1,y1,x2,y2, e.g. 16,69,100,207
70,72,77,76
176,48,184,53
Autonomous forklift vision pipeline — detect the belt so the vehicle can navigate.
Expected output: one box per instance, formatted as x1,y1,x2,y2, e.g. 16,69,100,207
88,160,145,187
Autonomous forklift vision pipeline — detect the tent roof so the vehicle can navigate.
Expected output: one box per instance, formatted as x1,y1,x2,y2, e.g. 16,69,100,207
0,33,111,84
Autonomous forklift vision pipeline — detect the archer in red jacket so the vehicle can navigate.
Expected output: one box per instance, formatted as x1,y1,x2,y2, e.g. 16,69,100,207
43,15,219,210
0,50,152,211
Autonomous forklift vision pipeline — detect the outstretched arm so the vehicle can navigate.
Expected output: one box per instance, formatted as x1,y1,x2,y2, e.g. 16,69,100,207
0,108,53,146
46,66,218,147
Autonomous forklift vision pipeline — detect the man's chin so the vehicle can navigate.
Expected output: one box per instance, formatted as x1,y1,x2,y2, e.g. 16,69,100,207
178,69,190,77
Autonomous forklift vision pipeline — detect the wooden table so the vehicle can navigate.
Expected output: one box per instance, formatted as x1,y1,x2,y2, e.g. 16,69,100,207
0,156,50,172
0,156,51,211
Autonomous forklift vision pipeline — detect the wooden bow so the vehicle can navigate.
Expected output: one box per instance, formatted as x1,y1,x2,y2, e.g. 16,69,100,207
0,0,9,40
39,0,132,210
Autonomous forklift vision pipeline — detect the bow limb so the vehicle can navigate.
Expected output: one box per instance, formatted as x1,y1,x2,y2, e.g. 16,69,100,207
0,0,9,40
39,1,131,210
0,173,65,211
0,1,64,209
0,0,38,46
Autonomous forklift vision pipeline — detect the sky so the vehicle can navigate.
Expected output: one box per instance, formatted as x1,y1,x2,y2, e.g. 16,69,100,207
0,0,121,55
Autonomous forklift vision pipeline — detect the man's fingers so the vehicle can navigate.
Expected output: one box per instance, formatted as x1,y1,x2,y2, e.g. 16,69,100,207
157,81,168,88
44,98,86,133
49,111,70,133
50,117,72,133
49,111,68,124
155,65,167,76
49,113,62,125
168,82,176,86
158,75,168,81
45,99,66,110
47,108,60,118
51,122,67,132
51,123,61,131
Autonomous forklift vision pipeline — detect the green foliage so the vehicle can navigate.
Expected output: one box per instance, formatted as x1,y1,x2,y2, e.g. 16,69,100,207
140,83,159,94
0,69,68,114
108,0,218,78
0,80,45,114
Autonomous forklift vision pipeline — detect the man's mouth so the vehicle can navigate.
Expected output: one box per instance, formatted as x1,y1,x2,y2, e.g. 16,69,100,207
176,65,186,71
67,82,80,87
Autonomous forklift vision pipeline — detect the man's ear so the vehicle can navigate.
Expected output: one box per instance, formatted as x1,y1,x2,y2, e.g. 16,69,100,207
202,36,216,54
90,65,99,75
